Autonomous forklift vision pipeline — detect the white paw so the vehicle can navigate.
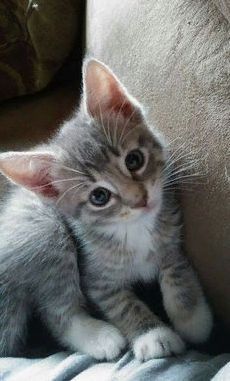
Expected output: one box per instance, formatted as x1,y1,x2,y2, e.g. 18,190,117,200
133,326,185,361
173,300,213,344
64,316,126,361
88,324,126,360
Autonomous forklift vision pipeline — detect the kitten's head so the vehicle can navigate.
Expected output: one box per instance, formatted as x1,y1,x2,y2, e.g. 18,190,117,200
0,59,166,230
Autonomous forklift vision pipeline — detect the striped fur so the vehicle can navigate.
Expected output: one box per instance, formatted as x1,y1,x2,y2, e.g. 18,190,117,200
0,59,212,360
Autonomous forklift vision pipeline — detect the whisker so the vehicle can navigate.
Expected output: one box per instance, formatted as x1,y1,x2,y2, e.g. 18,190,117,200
163,187,196,193
105,108,114,147
121,123,139,145
163,180,205,189
56,164,87,177
166,135,184,147
163,179,204,189
164,152,199,172
163,172,203,184
165,151,199,166
119,108,137,145
56,182,86,206
114,99,126,147
162,157,201,179
34,158,88,178
163,162,202,179
31,177,82,190
163,181,205,190
166,140,189,161
164,176,204,184
96,99,111,146
163,162,197,178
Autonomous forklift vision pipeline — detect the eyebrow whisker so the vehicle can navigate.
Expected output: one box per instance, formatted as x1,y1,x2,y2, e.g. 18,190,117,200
55,182,86,206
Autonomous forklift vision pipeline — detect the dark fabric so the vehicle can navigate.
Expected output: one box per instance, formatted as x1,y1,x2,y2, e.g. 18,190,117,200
0,0,83,102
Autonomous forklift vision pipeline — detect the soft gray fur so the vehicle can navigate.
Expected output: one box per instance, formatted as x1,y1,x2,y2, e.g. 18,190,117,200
0,59,213,360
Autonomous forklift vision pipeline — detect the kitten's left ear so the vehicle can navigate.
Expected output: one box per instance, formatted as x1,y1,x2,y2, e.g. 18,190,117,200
0,151,59,197
82,58,143,122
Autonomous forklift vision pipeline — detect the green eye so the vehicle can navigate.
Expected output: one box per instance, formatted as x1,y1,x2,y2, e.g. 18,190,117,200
125,149,144,171
89,187,111,207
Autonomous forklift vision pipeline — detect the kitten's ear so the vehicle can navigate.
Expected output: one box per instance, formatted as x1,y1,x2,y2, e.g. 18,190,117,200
83,58,143,121
0,151,59,197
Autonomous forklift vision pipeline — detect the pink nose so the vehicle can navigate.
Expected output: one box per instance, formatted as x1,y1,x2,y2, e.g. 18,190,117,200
134,195,147,208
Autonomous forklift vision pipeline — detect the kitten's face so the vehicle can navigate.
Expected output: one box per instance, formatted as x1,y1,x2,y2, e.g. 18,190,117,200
0,58,166,231
56,114,165,228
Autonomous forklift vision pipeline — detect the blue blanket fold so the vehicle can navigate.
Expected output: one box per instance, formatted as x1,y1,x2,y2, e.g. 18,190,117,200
0,351,229,381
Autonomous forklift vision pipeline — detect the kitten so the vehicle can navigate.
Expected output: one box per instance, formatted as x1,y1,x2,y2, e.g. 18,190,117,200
0,58,213,361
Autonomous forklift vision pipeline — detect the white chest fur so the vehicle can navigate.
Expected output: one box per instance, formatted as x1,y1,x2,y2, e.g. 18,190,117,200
120,219,153,257
103,214,159,283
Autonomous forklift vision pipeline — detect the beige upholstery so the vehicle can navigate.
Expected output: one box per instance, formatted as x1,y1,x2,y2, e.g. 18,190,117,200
87,0,230,327
213,0,230,22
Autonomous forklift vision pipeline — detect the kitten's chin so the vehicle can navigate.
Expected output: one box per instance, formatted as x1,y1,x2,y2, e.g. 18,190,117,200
135,205,160,221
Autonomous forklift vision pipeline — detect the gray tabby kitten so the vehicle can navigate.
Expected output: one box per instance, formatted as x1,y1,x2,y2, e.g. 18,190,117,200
0,59,213,361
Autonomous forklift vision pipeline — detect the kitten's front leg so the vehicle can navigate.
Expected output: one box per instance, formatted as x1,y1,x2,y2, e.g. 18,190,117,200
159,251,213,344
90,287,185,361
42,302,126,360
60,309,126,360
36,251,125,360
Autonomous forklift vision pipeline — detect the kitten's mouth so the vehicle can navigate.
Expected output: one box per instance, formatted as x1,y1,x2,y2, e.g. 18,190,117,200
133,196,156,212
138,202,155,213
132,203,152,212
119,201,157,222
129,201,156,218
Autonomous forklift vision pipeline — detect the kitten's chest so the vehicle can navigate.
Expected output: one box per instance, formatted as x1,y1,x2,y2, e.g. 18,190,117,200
126,253,159,283
81,216,162,284
116,220,159,282
90,240,159,285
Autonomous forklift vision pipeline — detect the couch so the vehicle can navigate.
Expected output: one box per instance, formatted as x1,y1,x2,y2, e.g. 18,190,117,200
0,1,229,380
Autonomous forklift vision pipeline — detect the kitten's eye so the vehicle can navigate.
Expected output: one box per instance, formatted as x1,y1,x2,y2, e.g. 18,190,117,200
125,149,144,171
89,187,111,207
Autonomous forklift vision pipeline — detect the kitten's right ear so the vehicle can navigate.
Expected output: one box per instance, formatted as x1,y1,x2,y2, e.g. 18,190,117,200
82,58,143,122
0,151,59,197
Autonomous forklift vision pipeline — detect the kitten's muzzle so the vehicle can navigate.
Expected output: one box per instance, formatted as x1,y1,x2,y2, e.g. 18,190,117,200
133,194,148,209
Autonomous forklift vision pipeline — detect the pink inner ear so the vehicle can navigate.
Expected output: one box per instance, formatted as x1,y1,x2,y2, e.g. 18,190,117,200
0,152,59,198
21,171,59,198
107,82,135,118
84,59,140,121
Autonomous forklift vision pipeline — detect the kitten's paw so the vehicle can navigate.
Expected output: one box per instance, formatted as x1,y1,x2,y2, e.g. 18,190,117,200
81,324,126,361
133,326,185,361
64,317,126,360
91,324,126,360
173,300,213,344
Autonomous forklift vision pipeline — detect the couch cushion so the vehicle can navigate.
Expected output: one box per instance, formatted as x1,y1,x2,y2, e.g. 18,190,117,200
0,0,82,102
86,0,230,327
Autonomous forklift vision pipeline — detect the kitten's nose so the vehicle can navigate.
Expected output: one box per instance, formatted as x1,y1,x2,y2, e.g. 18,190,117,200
134,195,147,208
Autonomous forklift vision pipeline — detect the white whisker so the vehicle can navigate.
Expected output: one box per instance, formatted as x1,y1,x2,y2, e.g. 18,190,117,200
120,123,139,145
166,135,184,147
114,99,126,147
56,182,86,206
164,152,198,173
166,140,189,162
96,99,111,146
163,162,201,180
31,177,82,190
163,174,204,188
57,164,87,177
105,109,114,147
119,108,137,145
